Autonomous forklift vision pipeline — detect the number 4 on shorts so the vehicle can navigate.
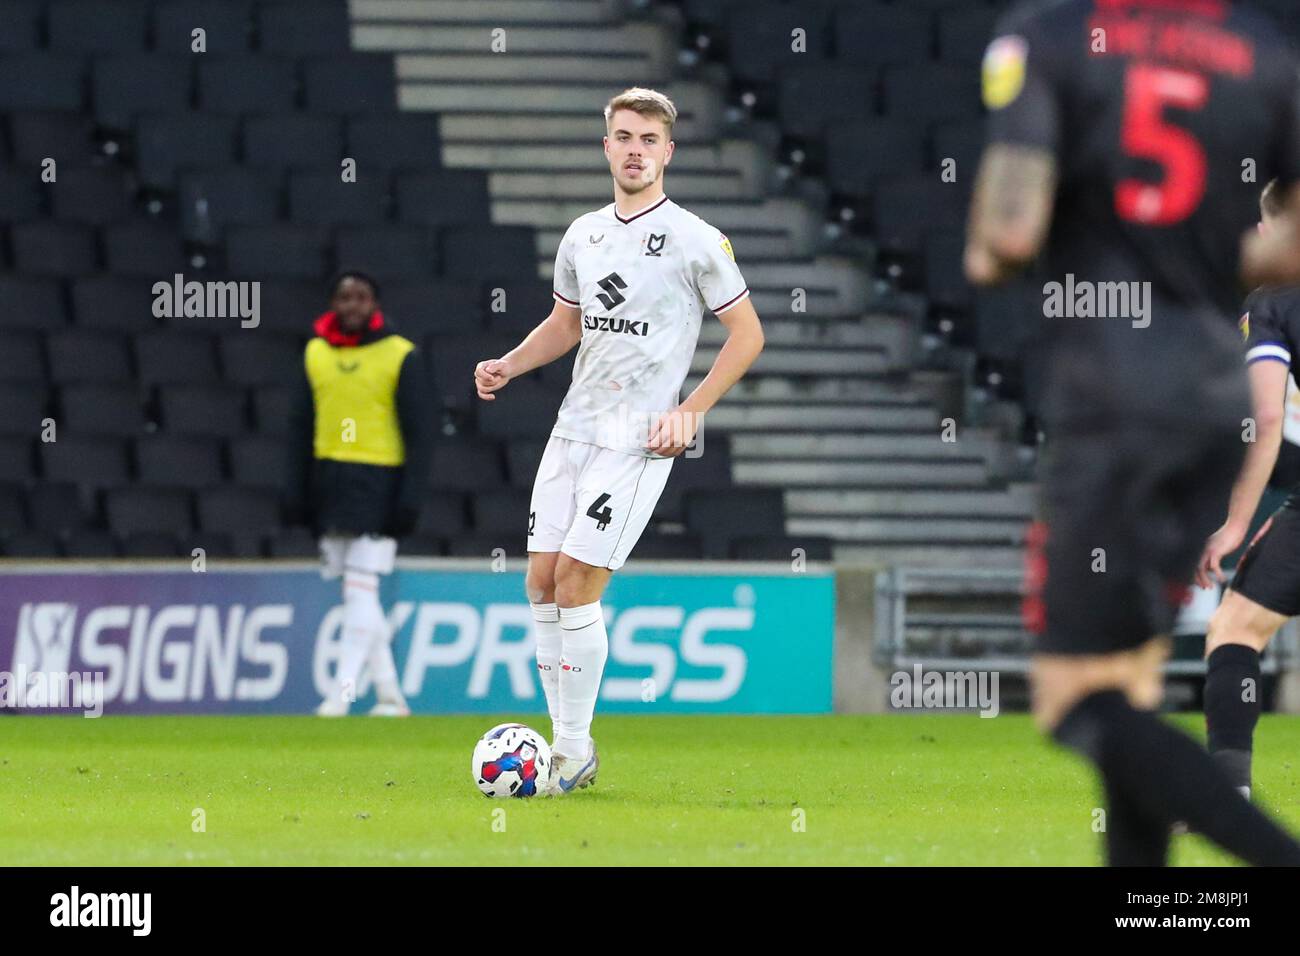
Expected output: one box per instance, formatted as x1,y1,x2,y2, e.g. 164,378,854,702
586,493,613,531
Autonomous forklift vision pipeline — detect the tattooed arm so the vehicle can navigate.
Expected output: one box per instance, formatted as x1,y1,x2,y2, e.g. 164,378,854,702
964,144,1057,286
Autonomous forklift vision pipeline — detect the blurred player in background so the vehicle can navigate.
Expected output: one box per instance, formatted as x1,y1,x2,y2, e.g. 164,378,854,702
286,272,434,717
1196,179,1300,800
966,0,1300,864
474,88,764,795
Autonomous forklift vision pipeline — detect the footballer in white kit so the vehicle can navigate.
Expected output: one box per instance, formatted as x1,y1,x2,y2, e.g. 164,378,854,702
474,88,765,795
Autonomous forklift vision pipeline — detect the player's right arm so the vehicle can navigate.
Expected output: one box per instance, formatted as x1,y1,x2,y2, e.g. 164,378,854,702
964,19,1060,286
475,222,583,401
1196,300,1292,587
474,301,581,401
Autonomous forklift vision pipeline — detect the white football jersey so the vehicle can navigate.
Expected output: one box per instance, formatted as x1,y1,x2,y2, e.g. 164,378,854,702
550,195,749,457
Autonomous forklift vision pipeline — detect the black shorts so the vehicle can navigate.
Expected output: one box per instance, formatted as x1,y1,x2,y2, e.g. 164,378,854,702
1027,423,1245,656
1229,505,1300,617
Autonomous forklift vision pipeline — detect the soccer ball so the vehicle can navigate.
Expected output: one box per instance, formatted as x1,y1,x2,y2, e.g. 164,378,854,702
471,723,552,798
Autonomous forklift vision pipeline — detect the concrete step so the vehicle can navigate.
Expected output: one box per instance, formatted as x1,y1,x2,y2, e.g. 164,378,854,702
538,228,804,261
402,79,721,124
698,316,909,350
491,168,749,200
733,459,988,486
831,542,1026,568
353,0,619,26
443,113,710,144
707,403,938,430
789,515,1028,543
689,375,923,405
397,52,663,84
733,430,1004,461
447,140,761,174
692,345,890,376
787,486,1036,518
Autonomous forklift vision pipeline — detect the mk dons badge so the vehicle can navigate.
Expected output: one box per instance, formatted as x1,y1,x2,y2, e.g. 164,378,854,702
982,35,1028,110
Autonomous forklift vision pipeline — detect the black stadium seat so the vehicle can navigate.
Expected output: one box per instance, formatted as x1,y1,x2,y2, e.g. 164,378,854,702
470,488,532,537
153,0,255,54
0,1,44,53
225,224,331,279
334,225,437,282
58,384,146,437
197,56,297,114
106,486,195,537
134,113,239,191
438,226,536,283
288,169,389,226
428,439,506,493
49,0,151,54
0,439,36,482
0,166,45,221
92,56,193,131
71,276,159,331
259,2,352,56
302,55,395,113
7,112,97,164
724,2,832,86
10,221,98,277
41,436,132,488
0,333,47,383
0,55,87,112
135,331,221,386
219,332,302,387
46,330,133,384
178,167,281,243
345,113,442,172
242,114,343,171
832,4,932,65
395,170,491,228
778,64,877,140
0,277,67,331
229,434,289,490
49,165,136,226
134,435,225,489
101,220,189,276
25,482,89,536
158,384,248,437
684,488,785,558
0,384,49,436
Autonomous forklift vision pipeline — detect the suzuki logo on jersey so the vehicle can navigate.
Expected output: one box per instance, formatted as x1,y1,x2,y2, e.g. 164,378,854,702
582,314,648,336
644,233,666,256
593,272,628,310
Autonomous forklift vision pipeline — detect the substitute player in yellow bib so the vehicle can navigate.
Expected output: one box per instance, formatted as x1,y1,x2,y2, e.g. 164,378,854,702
287,272,434,717
474,88,765,795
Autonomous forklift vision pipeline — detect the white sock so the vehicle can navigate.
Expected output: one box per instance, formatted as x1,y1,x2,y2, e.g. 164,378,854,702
367,627,403,704
556,601,608,759
531,601,562,734
334,570,385,705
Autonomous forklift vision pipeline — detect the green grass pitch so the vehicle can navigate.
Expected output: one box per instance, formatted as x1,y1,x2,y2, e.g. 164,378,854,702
1,714,1298,866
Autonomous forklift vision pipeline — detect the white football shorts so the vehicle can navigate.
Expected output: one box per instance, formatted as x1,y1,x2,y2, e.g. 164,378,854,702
527,435,673,571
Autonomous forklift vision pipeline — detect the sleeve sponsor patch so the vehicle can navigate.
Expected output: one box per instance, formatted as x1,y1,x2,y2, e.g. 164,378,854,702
1240,312,1250,341
719,233,735,262
982,35,1028,110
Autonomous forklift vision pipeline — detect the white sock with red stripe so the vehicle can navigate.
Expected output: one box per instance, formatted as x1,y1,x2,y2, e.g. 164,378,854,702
333,570,386,706
556,601,608,760
531,601,562,734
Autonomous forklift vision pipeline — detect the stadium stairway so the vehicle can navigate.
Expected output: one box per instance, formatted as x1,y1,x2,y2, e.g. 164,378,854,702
351,0,1033,567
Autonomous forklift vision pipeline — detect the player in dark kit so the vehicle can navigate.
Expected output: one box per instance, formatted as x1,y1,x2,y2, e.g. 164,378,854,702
966,0,1300,865
1195,180,1300,800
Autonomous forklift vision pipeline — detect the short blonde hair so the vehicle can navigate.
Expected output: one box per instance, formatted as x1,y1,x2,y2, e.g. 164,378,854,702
604,87,677,135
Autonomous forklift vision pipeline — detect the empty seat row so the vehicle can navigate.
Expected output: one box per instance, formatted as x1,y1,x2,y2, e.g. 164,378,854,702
1,220,534,281
1,0,355,57
0,53,395,122
0,275,554,335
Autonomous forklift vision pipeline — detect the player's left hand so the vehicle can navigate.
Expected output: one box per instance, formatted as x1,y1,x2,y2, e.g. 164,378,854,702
646,407,702,458
1195,521,1249,589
